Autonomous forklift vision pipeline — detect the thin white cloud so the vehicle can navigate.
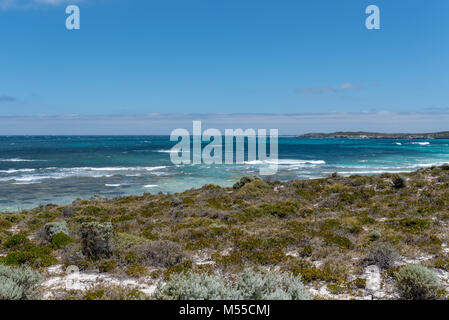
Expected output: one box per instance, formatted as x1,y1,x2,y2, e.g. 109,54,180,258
0,0,82,10
296,83,364,94
340,83,363,90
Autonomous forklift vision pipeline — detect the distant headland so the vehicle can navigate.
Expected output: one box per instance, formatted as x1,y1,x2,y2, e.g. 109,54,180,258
299,131,449,139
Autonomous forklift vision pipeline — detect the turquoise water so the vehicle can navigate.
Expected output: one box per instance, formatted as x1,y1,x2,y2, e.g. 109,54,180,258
1,136,449,211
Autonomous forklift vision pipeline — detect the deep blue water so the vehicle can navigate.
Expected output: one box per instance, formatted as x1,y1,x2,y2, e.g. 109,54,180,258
1,136,449,211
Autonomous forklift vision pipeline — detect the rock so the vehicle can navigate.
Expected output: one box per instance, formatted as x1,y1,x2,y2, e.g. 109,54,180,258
364,265,381,297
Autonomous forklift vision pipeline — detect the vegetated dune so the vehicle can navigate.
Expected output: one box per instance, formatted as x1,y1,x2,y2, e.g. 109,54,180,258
1,165,449,300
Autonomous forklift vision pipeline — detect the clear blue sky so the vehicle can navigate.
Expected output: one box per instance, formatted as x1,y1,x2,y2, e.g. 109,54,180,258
0,0,448,133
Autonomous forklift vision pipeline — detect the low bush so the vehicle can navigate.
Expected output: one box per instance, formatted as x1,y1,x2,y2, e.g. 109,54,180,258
235,268,310,300
0,264,42,300
61,243,90,270
368,230,381,241
81,286,146,300
392,175,407,189
322,233,354,250
163,260,193,279
397,218,431,233
98,259,117,273
258,202,298,218
153,268,309,300
125,265,147,277
127,240,187,268
394,264,440,300
1,243,56,268
364,243,398,270
434,257,449,271
42,221,69,243
154,270,232,300
51,232,72,249
233,176,254,190
80,222,116,260
236,179,271,198
300,245,313,257
3,232,29,249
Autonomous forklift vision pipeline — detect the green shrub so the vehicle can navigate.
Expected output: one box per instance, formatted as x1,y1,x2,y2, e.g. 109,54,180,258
233,176,254,190
236,179,271,198
98,259,117,273
397,218,431,233
51,232,72,249
289,265,342,283
3,232,29,249
181,197,195,206
301,245,313,257
351,278,366,289
125,265,147,277
322,233,354,249
42,221,69,242
258,202,298,218
1,243,56,268
163,260,193,279
0,218,12,230
80,222,116,260
394,264,440,300
81,286,147,300
206,196,232,210
83,289,105,300
153,268,309,300
434,257,449,271
0,264,42,300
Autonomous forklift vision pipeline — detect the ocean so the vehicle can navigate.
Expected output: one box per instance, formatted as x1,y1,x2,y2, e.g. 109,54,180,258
1,136,449,212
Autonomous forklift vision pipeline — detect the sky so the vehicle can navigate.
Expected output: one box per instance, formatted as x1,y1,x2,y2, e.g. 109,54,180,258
0,0,448,134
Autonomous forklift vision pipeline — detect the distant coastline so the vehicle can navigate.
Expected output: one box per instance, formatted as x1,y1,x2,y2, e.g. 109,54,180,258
299,131,449,139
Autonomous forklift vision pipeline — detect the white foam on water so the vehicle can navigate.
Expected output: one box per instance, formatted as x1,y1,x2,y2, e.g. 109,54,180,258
0,166,167,182
245,159,325,166
0,158,41,162
336,170,409,175
143,184,158,188
411,142,430,146
0,169,36,173
12,182,41,185
105,184,121,187
157,149,190,153
88,166,166,172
